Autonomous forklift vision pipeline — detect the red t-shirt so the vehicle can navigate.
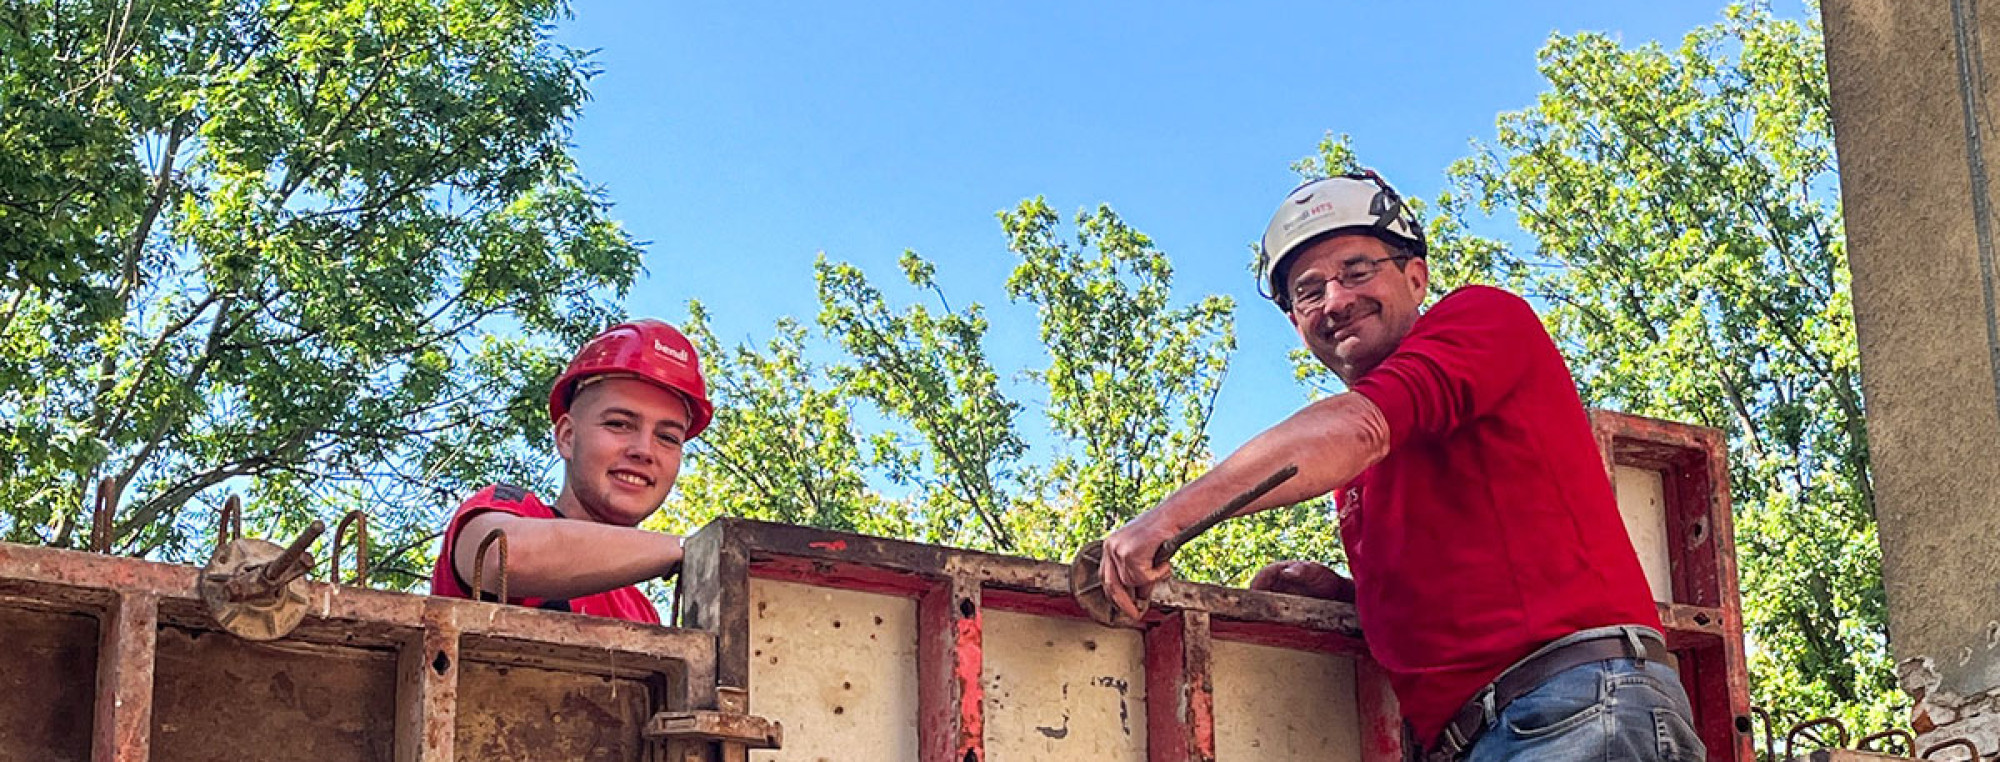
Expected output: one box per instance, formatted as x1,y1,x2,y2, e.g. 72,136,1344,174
429,484,661,625
1344,285,1660,743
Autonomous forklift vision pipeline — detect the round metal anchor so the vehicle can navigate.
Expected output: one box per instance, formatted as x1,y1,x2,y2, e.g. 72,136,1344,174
200,514,325,642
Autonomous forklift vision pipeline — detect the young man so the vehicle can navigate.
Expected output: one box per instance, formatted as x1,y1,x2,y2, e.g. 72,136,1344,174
1095,172,1705,761
429,319,712,624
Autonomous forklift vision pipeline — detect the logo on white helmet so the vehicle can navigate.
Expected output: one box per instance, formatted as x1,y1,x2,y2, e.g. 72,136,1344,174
653,339,689,364
1282,201,1340,233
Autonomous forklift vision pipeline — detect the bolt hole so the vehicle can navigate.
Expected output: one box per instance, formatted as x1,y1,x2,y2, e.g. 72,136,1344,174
432,651,451,675
1735,715,1753,734
1694,613,1711,626
1688,519,1708,545
959,598,975,618
963,751,977,762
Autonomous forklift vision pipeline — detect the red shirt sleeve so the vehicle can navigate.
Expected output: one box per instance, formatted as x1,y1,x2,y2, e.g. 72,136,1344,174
1351,286,1548,445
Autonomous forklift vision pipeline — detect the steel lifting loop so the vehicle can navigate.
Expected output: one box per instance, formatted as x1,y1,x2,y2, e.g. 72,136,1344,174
1785,717,1850,758
330,511,370,586
1858,728,1917,756
1749,706,1777,762
471,528,509,605
216,494,244,555
89,477,116,554
1922,738,1984,760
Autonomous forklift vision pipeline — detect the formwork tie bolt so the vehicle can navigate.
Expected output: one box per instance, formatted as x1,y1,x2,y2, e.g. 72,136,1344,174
222,520,324,603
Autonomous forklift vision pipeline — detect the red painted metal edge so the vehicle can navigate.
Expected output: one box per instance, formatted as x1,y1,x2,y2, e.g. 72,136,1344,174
1145,610,1216,762
919,576,983,762
1357,658,1406,762
91,590,156,762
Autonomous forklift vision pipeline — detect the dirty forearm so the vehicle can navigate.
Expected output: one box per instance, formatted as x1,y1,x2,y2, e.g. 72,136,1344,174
454,514,683,601
1153,392,1391,533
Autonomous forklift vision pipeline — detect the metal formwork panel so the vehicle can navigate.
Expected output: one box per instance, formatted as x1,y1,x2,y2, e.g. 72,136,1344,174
675,519,1384,762
680,409,1754,762
0,540,732,762
1591,410,1756,762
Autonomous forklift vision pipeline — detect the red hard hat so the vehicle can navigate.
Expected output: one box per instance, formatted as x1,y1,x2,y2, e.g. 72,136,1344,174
548,319,713,439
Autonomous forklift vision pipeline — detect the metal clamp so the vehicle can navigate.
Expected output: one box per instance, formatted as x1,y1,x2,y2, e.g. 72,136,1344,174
647,687,782,762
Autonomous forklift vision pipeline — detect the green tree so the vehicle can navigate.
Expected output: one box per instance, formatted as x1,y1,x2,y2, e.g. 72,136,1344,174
0,0,640,586
1432,2,1892,728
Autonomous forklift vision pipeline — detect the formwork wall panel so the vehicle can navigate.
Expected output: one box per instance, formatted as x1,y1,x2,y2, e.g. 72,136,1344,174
1211,640,1360,762
981,609,1147,761
0,603,97,762
748,578,920,762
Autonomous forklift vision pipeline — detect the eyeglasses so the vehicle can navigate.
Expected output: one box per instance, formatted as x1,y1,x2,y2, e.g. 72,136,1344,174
1290,255,1412,312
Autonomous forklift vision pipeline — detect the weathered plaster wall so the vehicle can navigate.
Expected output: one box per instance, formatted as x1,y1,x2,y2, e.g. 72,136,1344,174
1824,0,2000,752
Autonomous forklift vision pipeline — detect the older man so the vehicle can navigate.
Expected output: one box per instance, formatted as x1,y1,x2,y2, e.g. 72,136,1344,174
1096,171,1703,761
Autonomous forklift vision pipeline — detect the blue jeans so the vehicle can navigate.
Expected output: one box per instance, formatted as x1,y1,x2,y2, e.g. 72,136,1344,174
1464,658,1706,762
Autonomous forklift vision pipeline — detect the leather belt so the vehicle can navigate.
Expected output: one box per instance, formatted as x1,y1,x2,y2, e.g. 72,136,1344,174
1421,626,1667,762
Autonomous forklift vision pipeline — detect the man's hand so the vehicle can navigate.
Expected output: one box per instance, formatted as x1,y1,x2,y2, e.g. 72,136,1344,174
1248,560,1355,603
1099,512,1179,622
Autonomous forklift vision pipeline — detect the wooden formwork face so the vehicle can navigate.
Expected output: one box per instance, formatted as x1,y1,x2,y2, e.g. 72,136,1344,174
0,542,718,762
680,410,1754,762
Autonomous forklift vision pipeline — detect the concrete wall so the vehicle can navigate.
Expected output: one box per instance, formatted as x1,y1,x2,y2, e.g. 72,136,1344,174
1823,0,2000,747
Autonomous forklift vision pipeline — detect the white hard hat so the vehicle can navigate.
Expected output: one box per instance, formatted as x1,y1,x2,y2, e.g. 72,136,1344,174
1257,170,1427,311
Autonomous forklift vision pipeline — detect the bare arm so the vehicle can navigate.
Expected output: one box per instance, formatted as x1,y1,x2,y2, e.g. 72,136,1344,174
452,512,684,601
1098,392,1391,618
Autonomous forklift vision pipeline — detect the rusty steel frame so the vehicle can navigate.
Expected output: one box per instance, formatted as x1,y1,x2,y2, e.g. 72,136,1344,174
1591,410,1756,762
675,410,1755,762
0,540,721,762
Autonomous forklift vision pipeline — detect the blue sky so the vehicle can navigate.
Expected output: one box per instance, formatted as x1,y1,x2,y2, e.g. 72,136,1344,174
553,2,1788,456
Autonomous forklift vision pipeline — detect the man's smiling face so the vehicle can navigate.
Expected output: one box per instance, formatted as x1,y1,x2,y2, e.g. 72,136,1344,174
1283,232,1429,383
554,376,690,526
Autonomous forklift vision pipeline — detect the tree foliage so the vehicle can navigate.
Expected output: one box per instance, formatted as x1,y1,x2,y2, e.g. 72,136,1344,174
0,0,639,585
667,199,1343,584
1430,2,1892,727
